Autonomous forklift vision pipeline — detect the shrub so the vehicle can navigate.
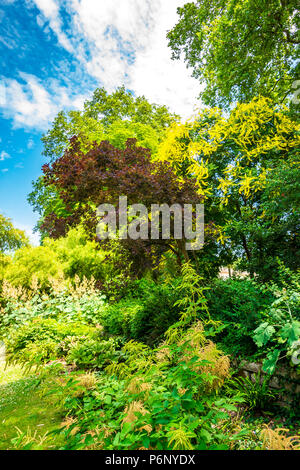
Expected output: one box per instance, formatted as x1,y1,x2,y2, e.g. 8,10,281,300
0,278,106,331
5,246,61,289
129,280,182,343
206,278,274,357
100,299,144,338
3,226,132,295
4,317,100,367
252,266,300,373
101,279,182,344
66,337,120,370
44,226,108,282
57,321,240,451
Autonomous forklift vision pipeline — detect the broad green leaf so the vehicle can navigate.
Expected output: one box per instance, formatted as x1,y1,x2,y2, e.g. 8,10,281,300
279,321,300,346
262,349,280,374
253,323,275,347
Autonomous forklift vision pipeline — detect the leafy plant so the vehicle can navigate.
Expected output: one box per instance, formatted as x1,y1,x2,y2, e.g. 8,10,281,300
4,317,101,368
101,279,181,344
225,373,280,411
253,266,300,373
206,278,273,357
66,337,120,370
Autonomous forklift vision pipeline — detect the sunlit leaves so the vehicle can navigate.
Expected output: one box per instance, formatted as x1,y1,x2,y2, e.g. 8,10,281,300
167,0,299,106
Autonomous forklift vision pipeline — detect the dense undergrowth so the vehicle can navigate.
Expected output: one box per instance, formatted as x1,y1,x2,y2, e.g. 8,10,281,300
0,261,299,450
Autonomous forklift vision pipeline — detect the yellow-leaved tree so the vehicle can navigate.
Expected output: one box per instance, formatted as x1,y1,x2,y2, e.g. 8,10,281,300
157,97,300,280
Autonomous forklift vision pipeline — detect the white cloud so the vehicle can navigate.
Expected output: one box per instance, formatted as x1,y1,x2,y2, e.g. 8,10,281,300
27,138,35,149
68,0,201,117
0,82,6,106
1,73,55,129
0,150,10,161
32,0,74,52
129,1,201,117
0,72,87,130
3,1,200,130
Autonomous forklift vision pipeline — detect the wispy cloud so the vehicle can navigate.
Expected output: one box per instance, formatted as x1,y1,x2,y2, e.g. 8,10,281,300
1,0,200,130
27,138,34,149
31,0,74,52
0,72,87,130
0,150,10,161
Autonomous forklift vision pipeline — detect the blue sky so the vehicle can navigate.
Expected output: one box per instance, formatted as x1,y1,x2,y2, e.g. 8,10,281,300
0,0,200,244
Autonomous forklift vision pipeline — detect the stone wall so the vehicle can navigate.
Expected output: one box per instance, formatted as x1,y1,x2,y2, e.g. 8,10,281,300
233,359,300,405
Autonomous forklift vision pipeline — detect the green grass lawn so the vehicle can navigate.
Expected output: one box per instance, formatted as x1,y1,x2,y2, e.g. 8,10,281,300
0,361,65,450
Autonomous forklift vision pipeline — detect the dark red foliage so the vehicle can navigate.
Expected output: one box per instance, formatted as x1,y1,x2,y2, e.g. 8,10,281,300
42,137,200,207
41,136,203,274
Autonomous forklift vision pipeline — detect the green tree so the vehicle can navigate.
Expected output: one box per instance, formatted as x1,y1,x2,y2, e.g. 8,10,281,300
40,137,202,277
158,97,300,280
167,0,299,107
0,214,29,253
29,86,178,236
0,214,29,284
41,85,177,163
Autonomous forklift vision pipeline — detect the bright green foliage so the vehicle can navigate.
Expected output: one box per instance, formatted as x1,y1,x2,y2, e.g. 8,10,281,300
0,277,106,332
99,299,144,338
100,279,182,343
158,97,300,280
0,364,64,450
173,261,211,325
1,259,299,449
44,226,107,281
167,0,299,107
4,246,61,289
41,86,176,162
0,253,11,285
52,265,242,450
58,363,242,450
253,323,277,348
44,227,132,293
66,337,120,370
253,266,300,373
4,317,99,368
3,226,130,292
0,214,29,253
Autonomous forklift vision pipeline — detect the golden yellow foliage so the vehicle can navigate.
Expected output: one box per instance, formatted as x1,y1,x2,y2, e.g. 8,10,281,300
157,97,300,204
261,425,300,450
126,377,152,396
179,322,230,392
122,400,149,426
70,373,98,397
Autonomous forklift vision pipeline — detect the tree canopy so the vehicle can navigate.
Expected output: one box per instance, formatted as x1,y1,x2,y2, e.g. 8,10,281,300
167,0,299,107
41,137,206,275
158,96,300,279
28,87,178,237
41,85,177,162
0,214,29,253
